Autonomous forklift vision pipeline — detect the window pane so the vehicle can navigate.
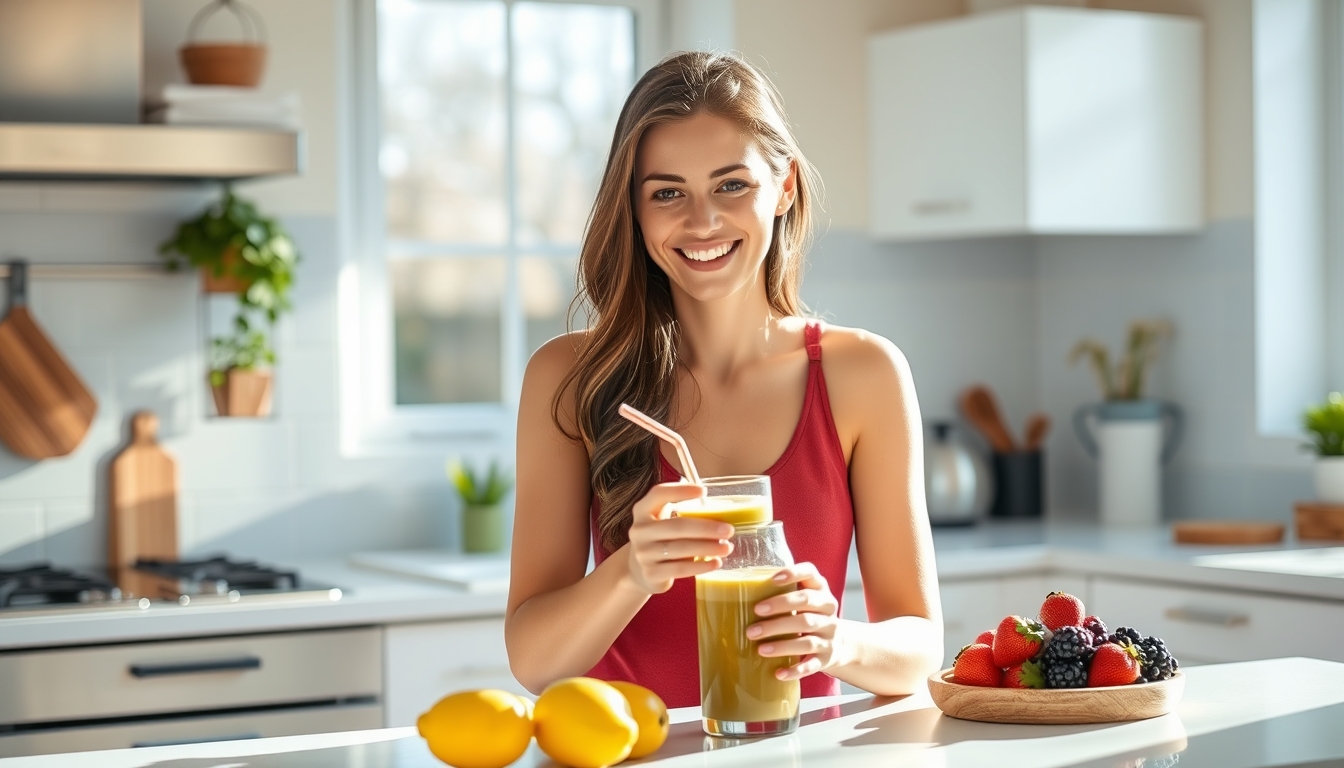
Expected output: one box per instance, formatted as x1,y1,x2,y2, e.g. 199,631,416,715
391,257,504,404
522,256,588,357
512,3,635,246
379,0,508,244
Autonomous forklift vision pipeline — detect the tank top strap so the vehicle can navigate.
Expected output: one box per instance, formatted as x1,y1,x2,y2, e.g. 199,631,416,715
804,321,823,362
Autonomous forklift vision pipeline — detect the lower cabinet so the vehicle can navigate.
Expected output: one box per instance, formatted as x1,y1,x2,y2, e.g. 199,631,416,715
383,618,525,727
1089,577,1344,665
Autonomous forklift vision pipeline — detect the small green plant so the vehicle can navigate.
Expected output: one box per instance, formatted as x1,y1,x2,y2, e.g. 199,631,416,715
1305,392,1344,456
1069,319,1173,401
159,186,299,323
447,459,514,506
208,316,275,387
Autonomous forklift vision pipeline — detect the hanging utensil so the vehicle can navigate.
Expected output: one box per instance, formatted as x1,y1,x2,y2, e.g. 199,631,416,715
0,259,97,459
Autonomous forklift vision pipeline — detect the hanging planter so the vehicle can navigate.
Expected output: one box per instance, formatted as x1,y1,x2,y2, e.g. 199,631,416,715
180,0,269,88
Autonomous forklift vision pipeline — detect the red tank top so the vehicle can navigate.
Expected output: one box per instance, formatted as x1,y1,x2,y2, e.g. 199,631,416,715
587,322,855,708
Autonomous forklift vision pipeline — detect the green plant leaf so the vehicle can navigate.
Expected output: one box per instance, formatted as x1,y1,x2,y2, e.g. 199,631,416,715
1305,392,1344,456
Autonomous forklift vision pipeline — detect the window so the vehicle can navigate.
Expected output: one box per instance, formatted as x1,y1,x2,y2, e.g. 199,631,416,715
344,0,662,451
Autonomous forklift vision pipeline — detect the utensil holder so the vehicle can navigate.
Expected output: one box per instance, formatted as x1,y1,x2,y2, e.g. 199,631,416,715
989,451,1043,518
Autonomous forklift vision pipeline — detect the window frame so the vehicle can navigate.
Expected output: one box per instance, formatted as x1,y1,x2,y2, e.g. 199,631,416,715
341,0,665,455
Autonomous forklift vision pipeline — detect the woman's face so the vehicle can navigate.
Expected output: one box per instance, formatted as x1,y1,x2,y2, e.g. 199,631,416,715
634,112,796,305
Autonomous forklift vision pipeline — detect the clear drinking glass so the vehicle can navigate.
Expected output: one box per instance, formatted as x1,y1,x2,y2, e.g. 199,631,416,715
674,476,800,737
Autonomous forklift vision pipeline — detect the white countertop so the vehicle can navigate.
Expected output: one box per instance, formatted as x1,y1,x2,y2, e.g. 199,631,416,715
2,657,1341,768
4,521,1342,651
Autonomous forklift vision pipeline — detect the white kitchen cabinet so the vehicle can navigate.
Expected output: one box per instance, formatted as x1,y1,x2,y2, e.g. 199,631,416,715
868,6,1202,240
383,618,526,727
1089,577,1344,666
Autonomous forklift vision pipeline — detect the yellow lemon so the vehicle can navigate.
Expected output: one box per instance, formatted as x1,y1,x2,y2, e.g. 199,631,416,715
533,677,638,768
416,689,533,768
608,681,669,759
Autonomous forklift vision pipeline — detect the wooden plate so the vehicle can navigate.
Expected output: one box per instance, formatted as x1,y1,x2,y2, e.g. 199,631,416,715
1172,520,1285,545
927,669,1184,724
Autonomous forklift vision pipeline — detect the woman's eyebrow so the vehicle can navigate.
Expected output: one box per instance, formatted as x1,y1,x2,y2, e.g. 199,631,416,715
640,163,751,186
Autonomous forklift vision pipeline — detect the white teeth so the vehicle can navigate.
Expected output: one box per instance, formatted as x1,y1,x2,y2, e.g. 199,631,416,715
681,242,734,262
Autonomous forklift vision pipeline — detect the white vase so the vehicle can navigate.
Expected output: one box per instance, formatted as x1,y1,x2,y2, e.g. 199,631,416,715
1316,456,1344,504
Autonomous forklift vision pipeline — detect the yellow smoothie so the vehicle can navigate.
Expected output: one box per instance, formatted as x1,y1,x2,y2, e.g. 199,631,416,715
695,567,800,725
673,495,772,526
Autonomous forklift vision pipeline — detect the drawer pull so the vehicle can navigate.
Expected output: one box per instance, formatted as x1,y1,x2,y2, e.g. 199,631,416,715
133,732,261,748
911,198,970,216
1163,607,1249,627
129,656,262,678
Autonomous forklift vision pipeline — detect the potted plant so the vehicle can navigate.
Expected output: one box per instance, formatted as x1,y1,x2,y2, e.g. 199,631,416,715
1068,319,1183,526
1305,392,1344,503
447,460,514,553
160,186,298,417
209,316,275,418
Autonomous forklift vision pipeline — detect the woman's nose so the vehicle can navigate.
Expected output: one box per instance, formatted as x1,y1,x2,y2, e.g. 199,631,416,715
684,197,722,237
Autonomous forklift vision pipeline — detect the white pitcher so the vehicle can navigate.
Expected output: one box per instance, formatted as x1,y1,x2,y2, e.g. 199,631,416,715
1073,400,1183,526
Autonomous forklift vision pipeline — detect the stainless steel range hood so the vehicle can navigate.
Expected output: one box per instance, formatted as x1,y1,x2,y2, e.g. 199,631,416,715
0,123,302,182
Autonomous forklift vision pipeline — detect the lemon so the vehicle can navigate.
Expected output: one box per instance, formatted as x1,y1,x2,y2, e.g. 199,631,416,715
416,689,533,768
533,677,638,768
609,681,669,759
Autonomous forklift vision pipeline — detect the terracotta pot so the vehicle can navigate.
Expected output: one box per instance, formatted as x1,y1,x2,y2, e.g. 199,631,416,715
180,43,267,87
210,368,273,417
201,246,252,294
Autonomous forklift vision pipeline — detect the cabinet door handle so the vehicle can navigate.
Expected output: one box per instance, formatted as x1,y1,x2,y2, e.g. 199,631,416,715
129,656,263,678
910,198,970,216
1163,607,1250,627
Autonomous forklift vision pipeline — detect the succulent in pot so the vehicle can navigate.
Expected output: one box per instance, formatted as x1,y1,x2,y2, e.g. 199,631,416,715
1305,392,1344,503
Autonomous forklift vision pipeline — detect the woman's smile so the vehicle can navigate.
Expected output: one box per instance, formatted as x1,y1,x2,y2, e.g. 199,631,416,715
677,239,741,270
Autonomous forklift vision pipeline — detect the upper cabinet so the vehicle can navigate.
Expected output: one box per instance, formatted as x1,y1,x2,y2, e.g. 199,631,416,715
868,7,1203,241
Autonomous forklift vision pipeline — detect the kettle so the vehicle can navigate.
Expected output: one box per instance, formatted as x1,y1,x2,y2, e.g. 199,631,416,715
925,421,993,526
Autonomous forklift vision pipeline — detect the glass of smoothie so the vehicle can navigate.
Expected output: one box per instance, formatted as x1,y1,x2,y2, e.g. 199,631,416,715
672,475,800,737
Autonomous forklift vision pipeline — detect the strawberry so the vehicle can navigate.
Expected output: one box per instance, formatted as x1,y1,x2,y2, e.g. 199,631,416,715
975,629,996,646
1002,659,1044,689
992,615,1045,668
952,643,1002,687
1088,642,1142,687
1039,591,1085,631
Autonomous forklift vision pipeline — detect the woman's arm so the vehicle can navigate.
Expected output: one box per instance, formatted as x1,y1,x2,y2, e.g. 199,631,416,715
748,329,943,696
505,336,732,693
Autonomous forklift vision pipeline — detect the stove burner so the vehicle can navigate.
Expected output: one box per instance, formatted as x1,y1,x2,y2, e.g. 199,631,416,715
0,563,121,608
134,556,298,592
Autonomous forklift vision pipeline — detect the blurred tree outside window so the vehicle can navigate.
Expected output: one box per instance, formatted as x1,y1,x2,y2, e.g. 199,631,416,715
377,0,632,405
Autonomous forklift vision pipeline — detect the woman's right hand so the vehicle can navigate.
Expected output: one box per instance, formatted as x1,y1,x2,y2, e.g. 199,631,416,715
625,482,735,595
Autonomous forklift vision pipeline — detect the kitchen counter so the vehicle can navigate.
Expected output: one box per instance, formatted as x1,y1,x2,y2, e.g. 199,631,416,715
3,521,1342,651
1,657,1341,768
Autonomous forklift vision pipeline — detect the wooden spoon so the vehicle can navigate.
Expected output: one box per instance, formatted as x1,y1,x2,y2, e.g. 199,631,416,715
958,386,1016,453
1023,412,1052,451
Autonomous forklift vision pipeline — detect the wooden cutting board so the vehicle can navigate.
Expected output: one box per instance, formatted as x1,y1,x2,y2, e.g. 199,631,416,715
108,411,178,571
0,260,97,459
1172,520,1285,545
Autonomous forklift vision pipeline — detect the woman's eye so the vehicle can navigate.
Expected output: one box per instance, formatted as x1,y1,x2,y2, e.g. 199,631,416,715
652,188,681,201
719,179,749,193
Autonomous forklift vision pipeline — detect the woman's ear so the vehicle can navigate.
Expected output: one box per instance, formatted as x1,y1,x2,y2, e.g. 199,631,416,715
775,159,799,216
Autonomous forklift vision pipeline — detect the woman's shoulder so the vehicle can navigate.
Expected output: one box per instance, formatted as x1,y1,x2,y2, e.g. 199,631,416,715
525,329,590,382
812,321,912,383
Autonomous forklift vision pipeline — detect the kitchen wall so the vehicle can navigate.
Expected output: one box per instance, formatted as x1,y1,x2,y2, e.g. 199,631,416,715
740,0,1315,518
0,0,1314,568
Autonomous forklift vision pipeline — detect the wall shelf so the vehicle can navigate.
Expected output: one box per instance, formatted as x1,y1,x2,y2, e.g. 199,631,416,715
0,124,302,182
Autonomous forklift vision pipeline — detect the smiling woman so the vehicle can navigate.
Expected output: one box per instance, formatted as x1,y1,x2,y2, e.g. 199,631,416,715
505,51,944,717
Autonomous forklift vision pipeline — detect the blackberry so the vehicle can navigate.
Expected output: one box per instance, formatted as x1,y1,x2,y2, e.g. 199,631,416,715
1042,657,1088,688
1042,625,1095,662
1109,626,1143,647
1135,635,1179,682
1082,616,1109,647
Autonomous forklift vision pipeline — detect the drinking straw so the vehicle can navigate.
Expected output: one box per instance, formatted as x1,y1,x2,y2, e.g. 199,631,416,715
618,403,702,485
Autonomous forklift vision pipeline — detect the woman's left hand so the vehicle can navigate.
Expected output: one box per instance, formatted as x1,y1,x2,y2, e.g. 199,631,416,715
747,562,848,680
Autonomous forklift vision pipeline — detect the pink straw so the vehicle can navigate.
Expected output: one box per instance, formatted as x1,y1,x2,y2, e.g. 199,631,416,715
618,403,702,485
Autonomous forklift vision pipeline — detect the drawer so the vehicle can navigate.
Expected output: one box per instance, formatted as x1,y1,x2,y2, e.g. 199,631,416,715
1090,578,1344,664
384,619,524,727
0,701,383,758
0,627,381,726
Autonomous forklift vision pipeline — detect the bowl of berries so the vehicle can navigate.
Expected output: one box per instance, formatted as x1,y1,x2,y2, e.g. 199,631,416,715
928,591,1183,724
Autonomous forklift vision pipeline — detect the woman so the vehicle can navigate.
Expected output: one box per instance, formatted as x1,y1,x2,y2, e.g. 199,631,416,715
506,51,942,708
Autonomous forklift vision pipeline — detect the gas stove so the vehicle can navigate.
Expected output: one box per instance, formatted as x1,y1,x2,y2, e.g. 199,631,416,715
0,557,343,617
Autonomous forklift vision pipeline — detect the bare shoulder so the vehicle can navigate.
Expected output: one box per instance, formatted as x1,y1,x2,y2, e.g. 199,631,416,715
521,330,590,437
817,323,912,388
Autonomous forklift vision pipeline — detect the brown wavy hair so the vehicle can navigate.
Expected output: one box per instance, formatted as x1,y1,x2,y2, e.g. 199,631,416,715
555,51,820,554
